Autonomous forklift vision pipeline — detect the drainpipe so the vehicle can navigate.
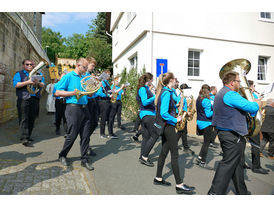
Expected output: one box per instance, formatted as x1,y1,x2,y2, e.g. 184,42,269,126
150,12,154,82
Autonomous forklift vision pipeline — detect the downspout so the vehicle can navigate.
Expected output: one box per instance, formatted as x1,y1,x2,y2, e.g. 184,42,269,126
150,12,154,81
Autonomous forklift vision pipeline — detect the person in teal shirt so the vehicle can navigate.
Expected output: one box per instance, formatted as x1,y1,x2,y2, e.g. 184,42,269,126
196,84,215,170
154,72,195,194
136,72,158,167
55,58,94,171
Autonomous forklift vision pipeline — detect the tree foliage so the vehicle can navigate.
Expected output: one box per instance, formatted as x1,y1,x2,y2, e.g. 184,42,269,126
87,12,112,44
42,12,112,71
41,27,65,62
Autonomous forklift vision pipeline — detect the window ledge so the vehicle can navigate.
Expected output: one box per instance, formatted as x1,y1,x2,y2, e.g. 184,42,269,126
257,80,271,85
187,76,204,81
259,19,274,23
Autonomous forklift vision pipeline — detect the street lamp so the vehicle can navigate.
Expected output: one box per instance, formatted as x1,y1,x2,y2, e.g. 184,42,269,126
45,45,49,55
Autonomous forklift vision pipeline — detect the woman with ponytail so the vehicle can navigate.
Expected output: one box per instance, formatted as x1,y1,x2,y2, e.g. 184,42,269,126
195,84,215,170
153,72,195,195
136,72,159,167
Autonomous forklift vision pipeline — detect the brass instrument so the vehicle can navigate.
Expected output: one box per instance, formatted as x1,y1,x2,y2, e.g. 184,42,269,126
186,95,196,121
75,75,102,100
111,85,118,103
110,82,130,103
27,61,46,94
176,88,187,131
220,58,264,137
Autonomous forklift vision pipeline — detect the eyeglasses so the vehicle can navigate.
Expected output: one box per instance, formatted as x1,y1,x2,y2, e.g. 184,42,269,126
25,64,33,66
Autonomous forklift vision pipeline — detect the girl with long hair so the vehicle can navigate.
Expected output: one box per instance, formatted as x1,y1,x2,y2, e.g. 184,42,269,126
136,72,159,167
153,72,195,194
196,84,215,170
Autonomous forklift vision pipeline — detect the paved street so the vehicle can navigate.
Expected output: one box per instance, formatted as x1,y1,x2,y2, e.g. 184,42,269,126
0,96,273,195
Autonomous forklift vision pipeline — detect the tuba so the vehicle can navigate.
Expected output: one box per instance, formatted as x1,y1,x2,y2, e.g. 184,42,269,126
75,75,102,100
27,61,46,94
176,88,187,131
220,58,264,137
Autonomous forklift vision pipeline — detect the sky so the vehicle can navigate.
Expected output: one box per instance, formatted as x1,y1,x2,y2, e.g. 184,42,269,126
42,12,98,38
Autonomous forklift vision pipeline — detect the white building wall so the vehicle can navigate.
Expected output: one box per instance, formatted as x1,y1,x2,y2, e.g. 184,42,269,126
111,12,274,99
153,32,274,98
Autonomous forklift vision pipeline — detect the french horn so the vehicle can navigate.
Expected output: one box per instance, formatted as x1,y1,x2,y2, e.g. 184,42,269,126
75,75,102,100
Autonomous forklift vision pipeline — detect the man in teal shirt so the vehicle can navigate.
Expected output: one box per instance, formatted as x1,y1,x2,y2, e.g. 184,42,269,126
55,58,94,171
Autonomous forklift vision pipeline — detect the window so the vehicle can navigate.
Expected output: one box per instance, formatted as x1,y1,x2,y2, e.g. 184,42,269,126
259,12,274,22
260,12,271,19
188,50,200,76
129,55,138,69
258,57,268,80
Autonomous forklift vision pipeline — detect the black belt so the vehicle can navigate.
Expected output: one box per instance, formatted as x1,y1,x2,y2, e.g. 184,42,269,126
67,104,87,108
99,97,110,100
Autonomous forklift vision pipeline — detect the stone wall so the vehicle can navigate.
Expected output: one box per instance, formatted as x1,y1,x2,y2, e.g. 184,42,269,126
0,12,49,124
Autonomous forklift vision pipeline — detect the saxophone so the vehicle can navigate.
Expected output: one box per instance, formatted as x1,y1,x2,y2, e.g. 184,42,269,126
186,95,196,121
27,61,46,94
176,88,187,131
111,85,118,103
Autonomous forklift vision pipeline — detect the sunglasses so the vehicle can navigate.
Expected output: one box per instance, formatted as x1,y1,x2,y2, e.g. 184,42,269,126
25,64,33,66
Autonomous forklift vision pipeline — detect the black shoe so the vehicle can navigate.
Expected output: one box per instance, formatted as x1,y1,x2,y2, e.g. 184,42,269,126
22,139,31,146
183,148,195,155
176,184,195,194
59,156,69,166
81,161,94,171
131,135,140,143
197,161,214,170
243,164,251,169
209,143,218,148
87,149,97,156
108,134,118,139
56,129,61,135
119,125,126,130
252,167,269,174
64,134,67,138
153,178,171,186
207,190,216,195
139,157,154,167
100,134,109,139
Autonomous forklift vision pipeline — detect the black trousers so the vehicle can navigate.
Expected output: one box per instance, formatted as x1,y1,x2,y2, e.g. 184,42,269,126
87,98,99,136
98,99,111,135
55,98,67,133
177,121,189,149
140,115,159,157
261,132,274,156
59,105,91,163
108,100,122,135
134,113,141,131
156,124,182,184
210,127,218,144
208,131,248,195
250,134,261,169
199,126,214,162
17,97,39,140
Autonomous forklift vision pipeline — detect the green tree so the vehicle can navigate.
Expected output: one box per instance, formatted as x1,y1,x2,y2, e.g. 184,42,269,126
87,38,112,73
59,34,90,59
42,27,65,63
87,12,112,44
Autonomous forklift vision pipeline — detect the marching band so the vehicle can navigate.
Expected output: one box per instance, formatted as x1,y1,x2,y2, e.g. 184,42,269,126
12,57,274,195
